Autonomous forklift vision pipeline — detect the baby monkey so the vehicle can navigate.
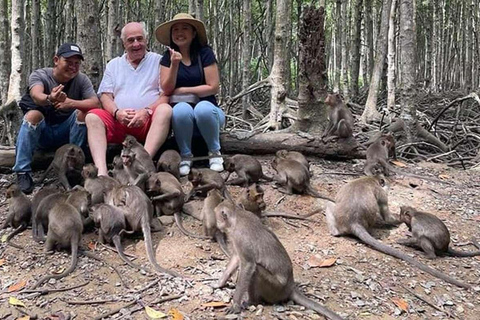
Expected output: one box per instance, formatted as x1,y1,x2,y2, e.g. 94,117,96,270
1,184,32,248
398,206,480,258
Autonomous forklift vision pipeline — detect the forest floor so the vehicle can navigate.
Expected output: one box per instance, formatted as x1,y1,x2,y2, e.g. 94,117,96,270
0,156,479,320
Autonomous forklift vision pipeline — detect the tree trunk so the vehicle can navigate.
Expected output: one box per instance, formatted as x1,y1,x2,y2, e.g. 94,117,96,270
44,0,56,65
64,0,75,42
361,0,392,123
31,0,41,70
341,0,349,97
364,0,374,85
295,5,328,135
189,0,195,15
151,0,165,54
268,0,289,130
386,0,397,112
77,0,103,91
399,0,418,143
196,0,204,22
241,0,251,120
350,0,362,98
0,0,10,105
106,0,119,62
333,0,342,92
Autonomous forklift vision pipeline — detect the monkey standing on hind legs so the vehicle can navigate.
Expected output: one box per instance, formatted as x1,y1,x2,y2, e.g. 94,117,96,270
121,148,151,189
1,184,32,249
325,175,471,289
213,201,344,320
397,206,480,258
322,93,354,141
111,155,130,185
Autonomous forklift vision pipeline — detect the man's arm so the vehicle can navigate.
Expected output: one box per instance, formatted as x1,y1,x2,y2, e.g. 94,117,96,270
30,85,53,106
55,96,100,112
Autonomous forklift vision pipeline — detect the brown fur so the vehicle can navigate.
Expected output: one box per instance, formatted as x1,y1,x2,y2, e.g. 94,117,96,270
322,93,354,140
82,163,120,204
224,154,272,187
122,135,156,173
157,149,181,180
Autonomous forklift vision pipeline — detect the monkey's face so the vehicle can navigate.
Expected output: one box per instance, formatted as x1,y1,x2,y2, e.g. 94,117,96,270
121,152,134,167
275,150,288,159
188,170,202,186
146,177,161,196
82,164,98,179
224,159,235,172
122,135,135,148
6,185,19,198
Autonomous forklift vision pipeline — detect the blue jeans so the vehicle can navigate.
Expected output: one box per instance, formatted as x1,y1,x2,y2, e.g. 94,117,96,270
172,101,225,157
13,110,86,172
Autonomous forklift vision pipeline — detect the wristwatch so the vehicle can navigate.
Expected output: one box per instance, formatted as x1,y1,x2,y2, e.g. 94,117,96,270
145,107,153,116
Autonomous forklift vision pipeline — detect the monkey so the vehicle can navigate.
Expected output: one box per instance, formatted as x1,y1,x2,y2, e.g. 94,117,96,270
1,184,32,248
364,135,447,183
33,186,91,242
199,189,230,256
322,93,354,141
31,185,62,218
122,135,156,173
105,184,180,277
156,149,182,180
31,191,86,289
186,168,233,202
237,183,321,220
89,203,149,271
223,154,272,187
271,157,335,202
36,144,85,190
213,201,344,320
275,150,310,174
325,175,470,289
82,163,120,204
121,148,150,188
111,155,130,185
397,206,480,258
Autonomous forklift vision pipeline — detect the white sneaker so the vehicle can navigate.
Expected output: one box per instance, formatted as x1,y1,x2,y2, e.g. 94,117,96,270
179,160,192,176
209,151,224,172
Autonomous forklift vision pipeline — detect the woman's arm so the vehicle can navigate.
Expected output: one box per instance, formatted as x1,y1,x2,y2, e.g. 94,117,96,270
160,49,182,95
173,63,220,98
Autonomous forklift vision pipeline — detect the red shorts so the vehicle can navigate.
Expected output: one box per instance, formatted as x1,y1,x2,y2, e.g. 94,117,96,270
88,109,153,144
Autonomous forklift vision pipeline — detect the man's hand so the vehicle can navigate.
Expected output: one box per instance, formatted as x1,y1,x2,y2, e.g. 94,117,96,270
127,109,150,128
50,84,67,103
53,98,74,111
116,109,136,126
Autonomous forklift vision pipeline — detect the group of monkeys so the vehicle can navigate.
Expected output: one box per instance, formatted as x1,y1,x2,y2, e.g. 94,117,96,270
2,94,479,319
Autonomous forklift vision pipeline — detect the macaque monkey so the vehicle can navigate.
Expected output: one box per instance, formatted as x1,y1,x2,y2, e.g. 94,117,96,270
1,184,32,247
157,149,182,180
237,184,321,220
213,202,343,320
82,163,120,204
105,184,180,277
31,185,61,217
90,204,148,271
325,175,470,289
112,155,130,185
224,154,272,187
36,144,85,189
33,187,91,242
271,157,334,202
186,168,233,202
122,135,156,173
322,93,354,140
121,148,150,188
398,206,480,258
31,191,86,289
275,150,310,174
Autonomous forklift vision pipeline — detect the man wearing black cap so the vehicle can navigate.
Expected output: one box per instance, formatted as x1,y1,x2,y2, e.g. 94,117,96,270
13,43,100,194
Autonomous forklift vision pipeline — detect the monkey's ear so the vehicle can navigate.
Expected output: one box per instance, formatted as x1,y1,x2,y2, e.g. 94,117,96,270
381,140,386,146
238,203,246,210
155,178,162,187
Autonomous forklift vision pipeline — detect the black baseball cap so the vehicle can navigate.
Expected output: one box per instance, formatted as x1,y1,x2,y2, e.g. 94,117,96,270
56,43,84,60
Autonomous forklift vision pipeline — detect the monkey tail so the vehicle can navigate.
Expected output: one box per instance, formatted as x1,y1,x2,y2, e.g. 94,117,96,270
262,209,320,220
112,235,151,272
31,238,79,289
6,224,27,250
447,247,480,257
290,289,344,320
35,163,54,184
389,166,451,184
141,216,182,278
306,186,335,203
351,224,470,289
174,212,210,239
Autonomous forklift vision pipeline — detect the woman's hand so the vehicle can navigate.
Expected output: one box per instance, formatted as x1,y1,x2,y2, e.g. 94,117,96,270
169,47,182,66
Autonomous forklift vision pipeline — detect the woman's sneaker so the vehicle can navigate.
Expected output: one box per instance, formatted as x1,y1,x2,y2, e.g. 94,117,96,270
179,159,192,176
209,151,224,172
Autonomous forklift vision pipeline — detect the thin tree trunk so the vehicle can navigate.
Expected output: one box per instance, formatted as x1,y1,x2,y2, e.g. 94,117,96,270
333,0,342,92
361,0,392,123
77,0,103,90
7,0,24,103
341,0,349,97
196,0,204,22
386,0,397,112
189,0,195,15
31,0,40,70
44,0,56,66
65,0,75,42
106,0,119,61
364,0,374,84
0,0,10,104
241,0,251,119
268,0,289,130
350,0,362,97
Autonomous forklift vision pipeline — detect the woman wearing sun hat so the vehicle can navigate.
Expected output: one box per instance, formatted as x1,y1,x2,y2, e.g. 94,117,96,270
156,13,225,176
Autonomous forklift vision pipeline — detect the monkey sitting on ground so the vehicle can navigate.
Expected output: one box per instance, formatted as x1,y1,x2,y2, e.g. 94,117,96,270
111,155,130,185
156,150,182,180
397,206,480,258
36,144,85,190
121,148,150,189
271,157,334,202
186,168,232,202
90,203,148,271
122,135,156,173
82,163,119,204
223,154,272,187
275,150,310,174
213,201,344,319
1,184,32,248
325,175,470,289
322,93,354,141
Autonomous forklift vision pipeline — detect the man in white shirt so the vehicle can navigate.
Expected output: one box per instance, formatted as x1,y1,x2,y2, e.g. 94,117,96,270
85,22,171,176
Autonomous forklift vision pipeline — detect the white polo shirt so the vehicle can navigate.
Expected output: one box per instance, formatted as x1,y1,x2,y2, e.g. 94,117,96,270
98,51,162,110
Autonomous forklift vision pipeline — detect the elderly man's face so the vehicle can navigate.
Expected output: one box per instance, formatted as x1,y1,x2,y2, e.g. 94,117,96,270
123,24,147,63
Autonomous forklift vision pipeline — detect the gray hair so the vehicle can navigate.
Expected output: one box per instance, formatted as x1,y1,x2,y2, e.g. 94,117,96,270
120,22,148,42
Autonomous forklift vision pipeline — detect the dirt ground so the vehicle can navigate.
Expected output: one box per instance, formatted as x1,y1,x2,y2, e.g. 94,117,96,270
0,156,479,320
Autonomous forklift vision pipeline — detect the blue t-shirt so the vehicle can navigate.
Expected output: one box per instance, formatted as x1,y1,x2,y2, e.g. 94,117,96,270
160,46,217,106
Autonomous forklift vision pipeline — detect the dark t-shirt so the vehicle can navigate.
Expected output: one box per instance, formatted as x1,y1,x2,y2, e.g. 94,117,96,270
19,68,96,125
160,46,218,105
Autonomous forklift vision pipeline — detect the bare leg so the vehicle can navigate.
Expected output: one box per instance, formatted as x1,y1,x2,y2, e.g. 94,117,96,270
144,103,172,157
85,113,108,176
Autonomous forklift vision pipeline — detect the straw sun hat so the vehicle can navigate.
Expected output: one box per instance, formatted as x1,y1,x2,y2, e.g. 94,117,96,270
155,13,208,46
